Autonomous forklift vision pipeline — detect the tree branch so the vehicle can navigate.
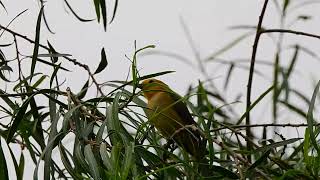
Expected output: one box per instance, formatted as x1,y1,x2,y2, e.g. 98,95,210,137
246,0,269,162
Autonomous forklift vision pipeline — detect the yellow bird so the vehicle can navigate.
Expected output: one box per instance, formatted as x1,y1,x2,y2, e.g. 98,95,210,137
139,79,206,159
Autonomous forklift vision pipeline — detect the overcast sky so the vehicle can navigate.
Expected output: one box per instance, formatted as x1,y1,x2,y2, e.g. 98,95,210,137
1,0,320,179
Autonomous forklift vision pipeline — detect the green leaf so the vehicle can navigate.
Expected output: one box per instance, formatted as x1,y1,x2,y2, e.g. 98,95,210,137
93,0,100,22
47,41,58,63
84,144,101,179
254,138,302,153
273,53,279,120
30,7,43,83
96,120,107,144
107,70,175,96
279,100,307,118
100,143,113,172
0,65,12,71
210,165,239,179
106,92,122,145
44,110,60,180
286,45,299,78
59,143,83,180
205,31,253,61
32,75,47,88
0,1,7,13
0,138,9,180
279,169,312,179
28,93,45,150
283,0,290,15
64,0,94,22
111,143,122,177
0,48,6,61
50,63,61,87
62,104,82,133
224,63,234,90
74,141,89,171
122,142,135,179
0,89,16,109
6,97,31,142
33,132,64,180
306,80,320,153
247,150,270,173
13,73,42,91
0,70,10,82
17,152,24,180
110,0,118,24
36,58,69,71
94,47,108,74
77,80,89,99
81,121,94,140
100,0,107,30
237,86,274,124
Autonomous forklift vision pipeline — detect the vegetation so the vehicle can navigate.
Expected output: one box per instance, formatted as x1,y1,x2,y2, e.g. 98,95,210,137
0,0,320,179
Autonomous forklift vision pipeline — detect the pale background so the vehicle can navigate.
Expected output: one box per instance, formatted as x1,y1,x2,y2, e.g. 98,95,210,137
1,0,320,179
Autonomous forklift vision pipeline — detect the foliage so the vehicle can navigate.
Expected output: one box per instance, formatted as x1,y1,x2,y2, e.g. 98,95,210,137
0,0,320,179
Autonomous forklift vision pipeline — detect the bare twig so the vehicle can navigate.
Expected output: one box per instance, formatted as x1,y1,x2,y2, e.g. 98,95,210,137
246,0,269,162
261,29,320,40
13,35,23,84
66,87,103,121
212,138,271,180
211,122,320,132
0,24,104,96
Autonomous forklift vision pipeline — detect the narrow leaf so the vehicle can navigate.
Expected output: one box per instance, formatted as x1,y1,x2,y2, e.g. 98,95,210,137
64,0,94,22
110,0,118,24
93,0,100,22
237,86,274,124
224,63,234,90
47,41,58,63
94,47,108,74
254,138,302,153
100,0,107,30
84,144,100,179
306,80,320,153
77,80,89,99
30,7,44,83
0,139,9,180
7,98,31,142
205,32,253,61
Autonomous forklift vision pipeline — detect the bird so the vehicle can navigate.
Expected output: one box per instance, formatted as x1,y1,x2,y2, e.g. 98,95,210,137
139,78,206,160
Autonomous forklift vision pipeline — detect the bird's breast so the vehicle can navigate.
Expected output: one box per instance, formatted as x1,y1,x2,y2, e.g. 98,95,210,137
147,92,184,137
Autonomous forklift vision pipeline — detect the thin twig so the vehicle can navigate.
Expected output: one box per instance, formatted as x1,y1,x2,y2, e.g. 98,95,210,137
261,29,320,40
13,35,23,84
212,138,271,180
211,122,320,132
0,24,104,96
66,87,103,121
246,0,269,162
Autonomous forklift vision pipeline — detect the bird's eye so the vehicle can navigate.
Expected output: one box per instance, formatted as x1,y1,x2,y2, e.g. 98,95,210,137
149,80,154,83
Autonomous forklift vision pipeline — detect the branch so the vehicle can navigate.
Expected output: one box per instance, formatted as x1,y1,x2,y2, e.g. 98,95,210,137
261,29,320,39
212,138,271,180
0,24,105,96
211,123,320,132
246,0,269,162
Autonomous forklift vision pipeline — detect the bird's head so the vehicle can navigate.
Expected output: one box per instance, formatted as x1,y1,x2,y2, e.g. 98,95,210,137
138,79,170,100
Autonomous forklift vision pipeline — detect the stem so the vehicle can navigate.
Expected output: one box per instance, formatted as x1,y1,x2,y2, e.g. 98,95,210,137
246,0,269,162
261,29,320,39
0,24,105,96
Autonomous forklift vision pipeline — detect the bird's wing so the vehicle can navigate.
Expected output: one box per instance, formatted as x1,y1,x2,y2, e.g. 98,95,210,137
169,91,197,125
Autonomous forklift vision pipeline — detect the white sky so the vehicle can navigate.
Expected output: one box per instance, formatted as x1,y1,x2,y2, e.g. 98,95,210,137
1,0,320,179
